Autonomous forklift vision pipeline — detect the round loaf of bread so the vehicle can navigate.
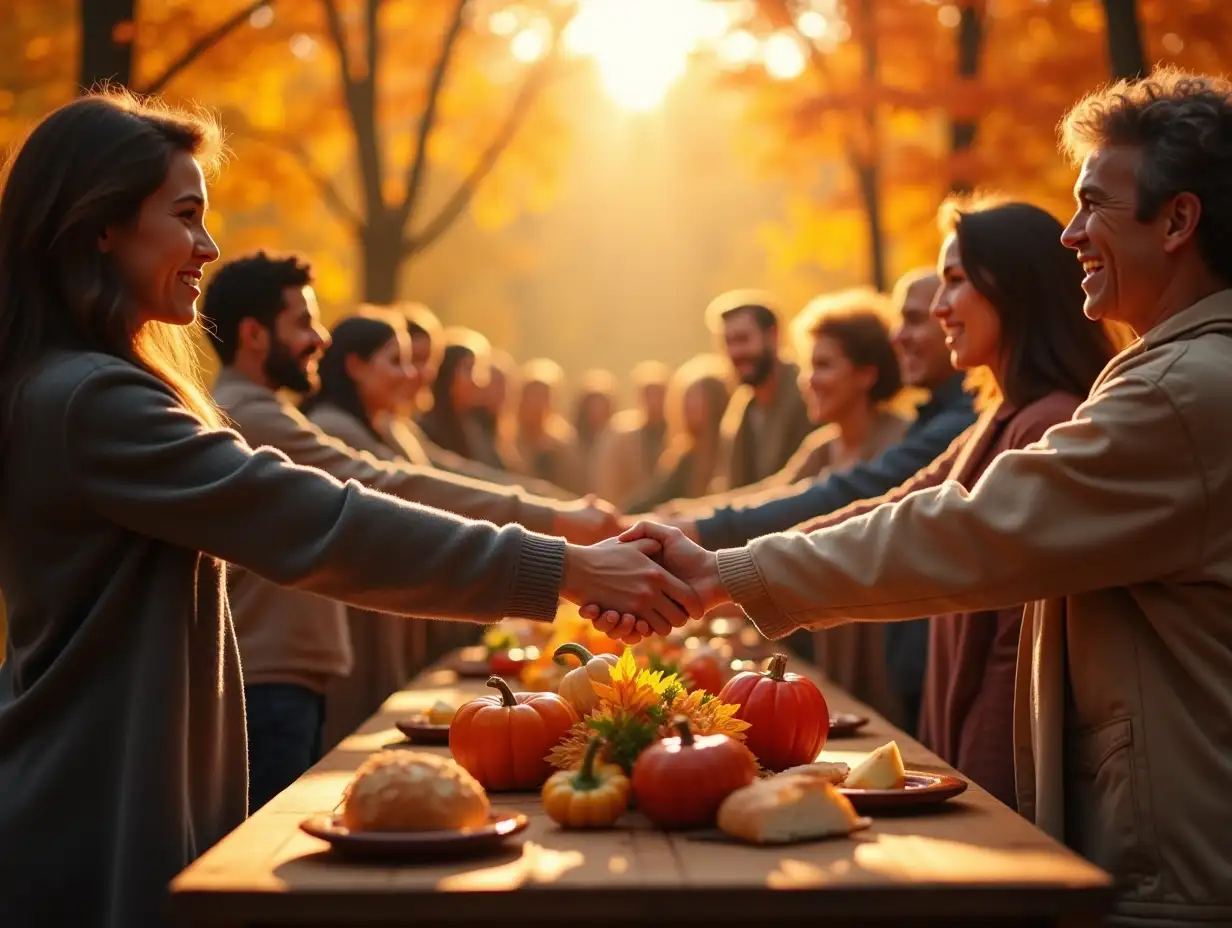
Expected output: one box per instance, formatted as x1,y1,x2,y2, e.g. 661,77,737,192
341,750,490,832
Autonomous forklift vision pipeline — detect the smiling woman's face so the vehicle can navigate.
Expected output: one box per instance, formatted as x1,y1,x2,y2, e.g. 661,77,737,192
99,150,220,326
931,233,1002,374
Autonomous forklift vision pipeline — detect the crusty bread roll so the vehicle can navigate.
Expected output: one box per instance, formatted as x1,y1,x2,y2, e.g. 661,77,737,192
844,740,906,789
717,773,863,844
341,750,490,832
778,761,850,784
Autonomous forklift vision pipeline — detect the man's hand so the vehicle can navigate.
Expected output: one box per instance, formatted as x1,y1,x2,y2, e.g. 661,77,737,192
560,536,702,644
553,495,621,545
580,521,730,642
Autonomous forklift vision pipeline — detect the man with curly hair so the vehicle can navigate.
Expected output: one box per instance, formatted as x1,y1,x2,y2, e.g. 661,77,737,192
595,68,1232,926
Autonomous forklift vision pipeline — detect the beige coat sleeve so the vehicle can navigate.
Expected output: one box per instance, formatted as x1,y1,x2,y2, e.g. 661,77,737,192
718,375,1205,640
234,395,562,534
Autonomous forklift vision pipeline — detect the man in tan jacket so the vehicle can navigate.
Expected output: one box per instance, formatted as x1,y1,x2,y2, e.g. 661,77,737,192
595,69,1232,926
202,252,622,811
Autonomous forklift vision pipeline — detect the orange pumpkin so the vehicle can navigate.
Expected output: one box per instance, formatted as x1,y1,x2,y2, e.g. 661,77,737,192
631,718,756,829
680,647,726,695
718,653,829,772
450,676,578,791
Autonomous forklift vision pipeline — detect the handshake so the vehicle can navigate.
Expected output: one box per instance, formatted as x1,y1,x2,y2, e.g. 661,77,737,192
558,520,733,645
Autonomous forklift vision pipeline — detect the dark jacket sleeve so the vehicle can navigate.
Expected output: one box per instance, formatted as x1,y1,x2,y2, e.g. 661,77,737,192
66,362,564,623
696,405,979,550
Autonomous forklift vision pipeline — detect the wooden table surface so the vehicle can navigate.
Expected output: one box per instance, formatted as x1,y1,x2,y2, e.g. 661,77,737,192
172,654,1113,927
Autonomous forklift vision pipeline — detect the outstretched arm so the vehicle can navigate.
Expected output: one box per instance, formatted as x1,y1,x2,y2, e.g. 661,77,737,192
69,362,697,630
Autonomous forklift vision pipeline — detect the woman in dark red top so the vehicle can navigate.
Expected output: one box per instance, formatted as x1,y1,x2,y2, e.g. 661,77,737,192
800,197,1120,808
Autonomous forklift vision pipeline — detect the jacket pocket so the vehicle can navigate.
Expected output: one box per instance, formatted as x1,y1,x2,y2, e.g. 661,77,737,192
1065,716,1153,892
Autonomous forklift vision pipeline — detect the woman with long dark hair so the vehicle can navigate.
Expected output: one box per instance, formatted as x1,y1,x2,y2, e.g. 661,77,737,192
299,313,430,742
0,91,692,927
809,197,1116,803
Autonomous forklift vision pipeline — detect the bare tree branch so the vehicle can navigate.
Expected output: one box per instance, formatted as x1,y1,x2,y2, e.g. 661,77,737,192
406,28,567,257
321,0,385,216
396,0,469,232
226,109,363,230
320,0,353,87
137,0,274,95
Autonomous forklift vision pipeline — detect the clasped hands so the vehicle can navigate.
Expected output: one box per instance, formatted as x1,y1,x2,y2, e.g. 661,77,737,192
559,522,731,645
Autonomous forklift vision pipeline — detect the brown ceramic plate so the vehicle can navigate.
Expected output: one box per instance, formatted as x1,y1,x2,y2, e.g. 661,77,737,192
828,712,870,738
394,717,451,745
838,772,968,812
449,658,493,679
299,812,529,861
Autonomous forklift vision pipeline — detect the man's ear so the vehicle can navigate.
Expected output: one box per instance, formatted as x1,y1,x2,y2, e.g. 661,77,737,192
237,317,271,353
1162,191,1202,254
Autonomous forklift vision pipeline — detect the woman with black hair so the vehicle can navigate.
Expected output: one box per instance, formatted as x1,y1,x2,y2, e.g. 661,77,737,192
299,313,430,741
801,197,1118,803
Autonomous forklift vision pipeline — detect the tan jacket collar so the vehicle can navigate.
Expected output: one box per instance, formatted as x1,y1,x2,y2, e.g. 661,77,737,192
1142,287,1232,349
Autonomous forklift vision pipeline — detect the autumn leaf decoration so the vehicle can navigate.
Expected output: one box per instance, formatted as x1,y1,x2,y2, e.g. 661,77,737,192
546,649,751,774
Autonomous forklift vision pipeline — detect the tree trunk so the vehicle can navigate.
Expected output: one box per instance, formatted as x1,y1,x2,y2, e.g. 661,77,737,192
1102,0,1148,80
857,0,886,291
949,4,984,194
79,0,136,90
361,212,404,303
857,161,887,292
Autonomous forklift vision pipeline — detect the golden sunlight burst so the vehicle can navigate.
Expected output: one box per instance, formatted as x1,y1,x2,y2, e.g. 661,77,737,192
563,0,728,111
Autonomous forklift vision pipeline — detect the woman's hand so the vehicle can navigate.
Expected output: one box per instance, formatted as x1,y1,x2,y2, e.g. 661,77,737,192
560,536,702,644
580,522,731,641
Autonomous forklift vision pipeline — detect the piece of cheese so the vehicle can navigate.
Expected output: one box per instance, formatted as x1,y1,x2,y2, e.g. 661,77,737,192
425,699,456,725
844,740,906,789
718,774,863,844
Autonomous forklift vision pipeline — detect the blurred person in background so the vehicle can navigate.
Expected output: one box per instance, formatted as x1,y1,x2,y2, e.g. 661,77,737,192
625,355,733,513
593,360,670,508
469,347,515,470
508,358,585,492
572,367,617,495
417,326,490,463
706,290,813,492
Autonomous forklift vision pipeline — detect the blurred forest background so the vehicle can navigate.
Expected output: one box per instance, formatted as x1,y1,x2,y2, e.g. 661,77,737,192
3,0,1230,401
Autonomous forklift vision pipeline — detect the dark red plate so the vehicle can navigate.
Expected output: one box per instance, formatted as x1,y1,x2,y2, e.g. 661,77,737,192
299,812,529,861
394,717,451,745
838,772,968,812
828,712,870,738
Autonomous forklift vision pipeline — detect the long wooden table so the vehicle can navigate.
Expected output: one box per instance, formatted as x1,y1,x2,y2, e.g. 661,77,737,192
172,656,1113,926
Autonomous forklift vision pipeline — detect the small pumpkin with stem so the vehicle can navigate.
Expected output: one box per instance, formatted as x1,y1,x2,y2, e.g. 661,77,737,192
542,736,630,828
554,642,620,716
631,716,757,829
450,676,578,791
718,653,829,772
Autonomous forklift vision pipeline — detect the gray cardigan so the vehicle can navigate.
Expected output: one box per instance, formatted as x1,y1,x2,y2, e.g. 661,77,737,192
212,368,570,692
0,353,565,928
